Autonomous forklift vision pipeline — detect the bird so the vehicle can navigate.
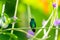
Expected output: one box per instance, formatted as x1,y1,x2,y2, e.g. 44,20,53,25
30,18,36,32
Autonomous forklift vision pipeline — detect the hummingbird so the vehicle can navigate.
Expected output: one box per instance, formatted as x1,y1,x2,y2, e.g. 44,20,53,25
30,18,36,32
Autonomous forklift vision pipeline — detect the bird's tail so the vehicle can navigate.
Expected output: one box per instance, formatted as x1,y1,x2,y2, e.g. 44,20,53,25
32,29,35,32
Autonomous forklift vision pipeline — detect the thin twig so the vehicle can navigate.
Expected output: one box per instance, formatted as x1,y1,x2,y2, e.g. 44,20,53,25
0,4,5,33
11,0,19,34
10,0,18,39
41,7,56,40
55,0,59,40
1,4,5,17
42,16,55,39
6,28,40,40
33,8,55,39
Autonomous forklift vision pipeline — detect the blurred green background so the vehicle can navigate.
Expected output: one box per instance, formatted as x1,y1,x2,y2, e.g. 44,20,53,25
0,0,60,40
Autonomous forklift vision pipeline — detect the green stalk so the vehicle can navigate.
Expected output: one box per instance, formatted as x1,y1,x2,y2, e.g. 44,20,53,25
41,10,56,39
33,8,55,39
11,0,19,34
4,28,40,40
0,4,5,33
41,0,59,39
1,4,5,17
10,0,19,40
54,0,59,40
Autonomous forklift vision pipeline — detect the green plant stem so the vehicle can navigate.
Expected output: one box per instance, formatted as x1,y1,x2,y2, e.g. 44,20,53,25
3,28,60,31
42,12,55,39
0,4,5,34
5,28,40,40
33,8,55,39
10,0,19,40
42,0,59,39
55,0,59,40
11,23,15,34
11,0,19,34
1,4,5,17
